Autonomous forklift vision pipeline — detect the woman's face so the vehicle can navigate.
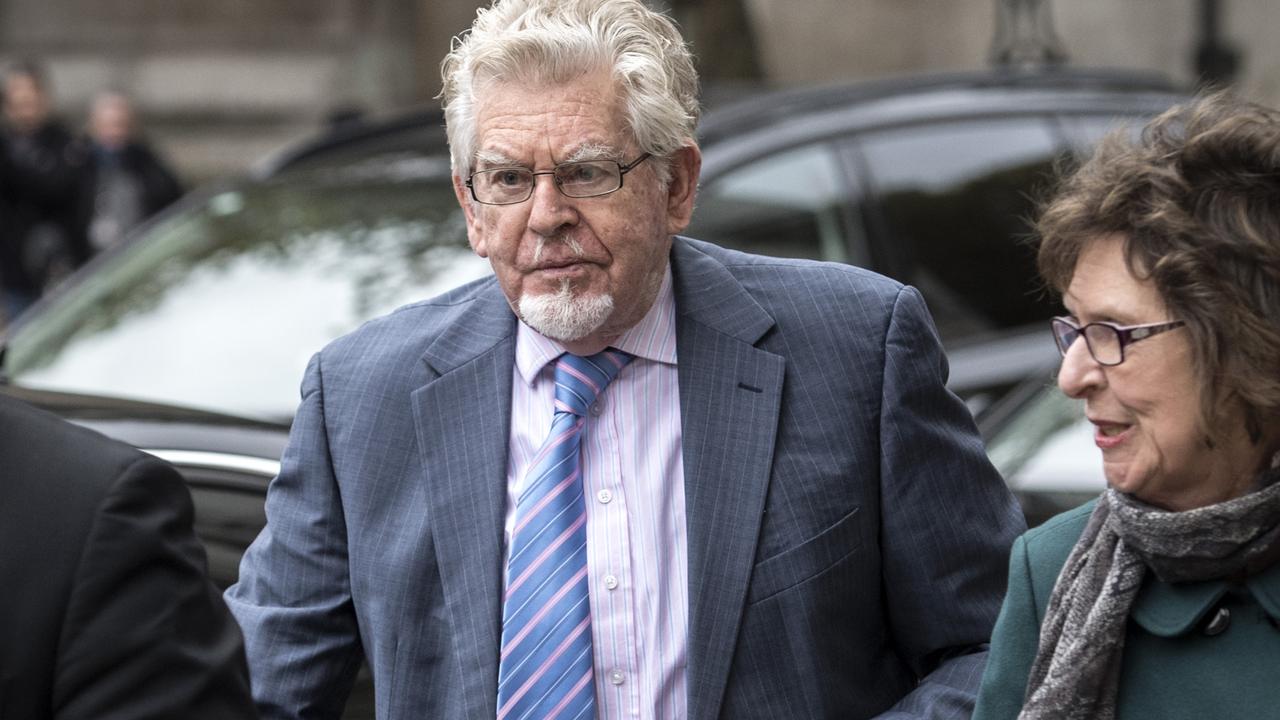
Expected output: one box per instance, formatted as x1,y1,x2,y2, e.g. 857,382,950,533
1057,234,1269,511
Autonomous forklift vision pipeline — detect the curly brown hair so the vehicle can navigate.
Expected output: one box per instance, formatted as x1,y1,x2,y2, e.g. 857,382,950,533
1037,91,1280,441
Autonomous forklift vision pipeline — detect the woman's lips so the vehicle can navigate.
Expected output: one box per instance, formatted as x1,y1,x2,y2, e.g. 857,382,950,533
1093,421,1132,449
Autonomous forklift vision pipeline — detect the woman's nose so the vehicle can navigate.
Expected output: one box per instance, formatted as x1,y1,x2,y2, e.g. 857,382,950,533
1056,333,1104,399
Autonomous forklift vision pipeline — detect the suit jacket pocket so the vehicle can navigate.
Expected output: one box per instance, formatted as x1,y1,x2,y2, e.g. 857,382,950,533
747,506,862,604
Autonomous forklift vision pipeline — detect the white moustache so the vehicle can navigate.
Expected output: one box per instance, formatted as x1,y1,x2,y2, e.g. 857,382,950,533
532,235,586,264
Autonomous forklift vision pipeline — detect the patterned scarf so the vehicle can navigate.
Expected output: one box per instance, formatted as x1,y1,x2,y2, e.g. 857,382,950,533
1019,468,1280,720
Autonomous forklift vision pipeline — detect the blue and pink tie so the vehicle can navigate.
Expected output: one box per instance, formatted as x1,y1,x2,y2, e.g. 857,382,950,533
497,349,632,720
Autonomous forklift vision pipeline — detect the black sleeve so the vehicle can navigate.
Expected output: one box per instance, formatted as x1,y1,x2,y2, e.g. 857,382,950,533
129,142,185,216
0,134,11,198
6,124,80,209
51,455,259,720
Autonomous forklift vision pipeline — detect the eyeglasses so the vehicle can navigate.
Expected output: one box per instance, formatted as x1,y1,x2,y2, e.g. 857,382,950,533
464,153,651,205
1050,316,1186,366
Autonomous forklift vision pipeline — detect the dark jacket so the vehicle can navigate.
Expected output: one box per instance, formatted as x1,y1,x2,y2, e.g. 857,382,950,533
0,393,258,719
0,120,86,294
974,499,1280,720
72,139,183,245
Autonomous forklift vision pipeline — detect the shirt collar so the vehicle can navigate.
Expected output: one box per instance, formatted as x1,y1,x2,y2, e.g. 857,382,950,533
514,264,678,386
1130,560,1280,636
1247,560,1280,620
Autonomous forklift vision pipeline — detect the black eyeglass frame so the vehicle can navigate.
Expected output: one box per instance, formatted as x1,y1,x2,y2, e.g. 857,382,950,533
1050,316,1186,367
464,152,652,205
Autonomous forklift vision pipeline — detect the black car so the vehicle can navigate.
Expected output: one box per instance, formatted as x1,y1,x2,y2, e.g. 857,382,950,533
689,69,1187,407
0,68,1187,718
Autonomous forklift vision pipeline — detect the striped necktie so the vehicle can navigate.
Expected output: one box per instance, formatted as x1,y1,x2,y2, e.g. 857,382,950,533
497,349,632,720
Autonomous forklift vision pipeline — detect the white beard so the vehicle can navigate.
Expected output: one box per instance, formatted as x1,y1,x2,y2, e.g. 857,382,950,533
518,280,614,343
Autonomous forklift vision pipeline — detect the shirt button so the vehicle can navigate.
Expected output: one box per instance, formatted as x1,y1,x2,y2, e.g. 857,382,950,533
590,402,602,417
1202,606,1231,637
604,574,619,590
609,670,626,686
597,489,613,504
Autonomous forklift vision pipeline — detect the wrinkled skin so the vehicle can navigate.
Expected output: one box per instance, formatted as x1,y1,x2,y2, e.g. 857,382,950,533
452,69,700,355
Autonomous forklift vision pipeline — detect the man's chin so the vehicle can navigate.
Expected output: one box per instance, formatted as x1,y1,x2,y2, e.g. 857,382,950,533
517,288,614,344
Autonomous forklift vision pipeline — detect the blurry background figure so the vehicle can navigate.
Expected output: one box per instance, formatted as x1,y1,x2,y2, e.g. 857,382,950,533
78,91,182,252
0,60,85,324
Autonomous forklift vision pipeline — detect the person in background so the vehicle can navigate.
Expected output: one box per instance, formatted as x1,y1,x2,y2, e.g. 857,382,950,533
76,90,182,252
0,392,258,719
226,1,1025,718
973,92,1280,720
0,60,84,321
0,131,12,307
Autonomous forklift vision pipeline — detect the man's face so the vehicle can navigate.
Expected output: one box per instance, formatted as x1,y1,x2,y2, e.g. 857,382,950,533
2,74,50,134
453,69,699,354
90,95,135,151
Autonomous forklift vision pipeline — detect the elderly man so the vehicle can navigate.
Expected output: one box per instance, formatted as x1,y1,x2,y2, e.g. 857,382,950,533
226,1,1024,718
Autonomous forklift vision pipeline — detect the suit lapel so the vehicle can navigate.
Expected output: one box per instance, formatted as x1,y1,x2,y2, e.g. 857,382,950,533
672,240,785,720
410,281,515,718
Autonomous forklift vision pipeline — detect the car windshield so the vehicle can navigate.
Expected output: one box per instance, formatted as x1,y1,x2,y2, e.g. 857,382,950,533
985,378,1102,494
3,155,492,422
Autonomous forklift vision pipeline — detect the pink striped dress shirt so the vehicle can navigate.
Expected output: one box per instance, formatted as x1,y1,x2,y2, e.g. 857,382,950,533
505,266,688,720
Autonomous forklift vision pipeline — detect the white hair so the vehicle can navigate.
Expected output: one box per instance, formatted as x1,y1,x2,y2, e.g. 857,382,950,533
518,280,615,342
439,0,700,185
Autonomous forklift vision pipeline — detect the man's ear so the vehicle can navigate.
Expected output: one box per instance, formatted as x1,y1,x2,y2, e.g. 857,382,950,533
665,143,702,236
453,173,488,257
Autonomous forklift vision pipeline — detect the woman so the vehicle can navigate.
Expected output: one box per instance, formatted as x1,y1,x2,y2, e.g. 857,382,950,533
973,92,1280,720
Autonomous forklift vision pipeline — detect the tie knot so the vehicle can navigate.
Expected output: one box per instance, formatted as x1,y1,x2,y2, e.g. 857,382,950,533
553,349,632,416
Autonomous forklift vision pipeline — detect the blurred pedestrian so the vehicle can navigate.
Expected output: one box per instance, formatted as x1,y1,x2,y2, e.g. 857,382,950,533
0,60,85,322
974,91,1280,720
76,90,182,252
0,392,258,718
0,129,12,307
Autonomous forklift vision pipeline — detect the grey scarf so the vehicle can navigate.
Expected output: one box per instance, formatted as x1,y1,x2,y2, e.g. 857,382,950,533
1019,469,1280,720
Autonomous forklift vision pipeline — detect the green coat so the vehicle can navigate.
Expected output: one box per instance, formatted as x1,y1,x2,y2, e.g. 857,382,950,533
973,500,1280,720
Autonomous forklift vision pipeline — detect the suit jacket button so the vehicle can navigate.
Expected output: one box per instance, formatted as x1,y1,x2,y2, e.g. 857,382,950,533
1201,607,1230,636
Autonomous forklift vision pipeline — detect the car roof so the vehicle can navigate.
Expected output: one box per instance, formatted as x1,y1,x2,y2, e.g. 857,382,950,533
255,68,1186,182
254,106,448,179
697,69,1187,177
698,68,1181,143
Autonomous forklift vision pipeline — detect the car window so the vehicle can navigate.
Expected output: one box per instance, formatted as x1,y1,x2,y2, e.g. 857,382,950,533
984,377,1105,525
5,161,492,421
1057,112,1147,154
986,379,1101,493
856,117,1062,342
688,142,858,264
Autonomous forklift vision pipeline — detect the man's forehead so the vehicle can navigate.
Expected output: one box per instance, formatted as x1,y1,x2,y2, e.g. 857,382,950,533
475,141,621,167
471,113,627,165
471,71,626,151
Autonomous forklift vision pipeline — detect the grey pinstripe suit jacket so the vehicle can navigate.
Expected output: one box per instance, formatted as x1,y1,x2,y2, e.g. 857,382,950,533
226,236,1025,719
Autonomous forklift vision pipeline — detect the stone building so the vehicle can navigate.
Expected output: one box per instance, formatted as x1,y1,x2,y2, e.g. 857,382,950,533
0,0,1273,181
